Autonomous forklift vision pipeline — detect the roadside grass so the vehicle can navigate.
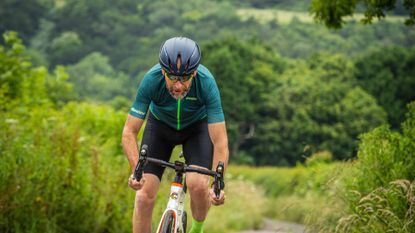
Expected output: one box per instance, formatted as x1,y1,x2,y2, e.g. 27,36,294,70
267,193,344,231
226,157,349,231
204,180,266,233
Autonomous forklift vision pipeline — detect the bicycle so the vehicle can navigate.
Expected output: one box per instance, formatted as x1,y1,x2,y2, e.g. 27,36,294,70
133,144,225,233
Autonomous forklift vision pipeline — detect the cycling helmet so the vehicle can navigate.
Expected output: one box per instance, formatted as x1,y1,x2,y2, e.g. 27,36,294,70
159,37,201,76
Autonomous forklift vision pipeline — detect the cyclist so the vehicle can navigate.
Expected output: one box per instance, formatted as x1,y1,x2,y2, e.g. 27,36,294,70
122,36,229,233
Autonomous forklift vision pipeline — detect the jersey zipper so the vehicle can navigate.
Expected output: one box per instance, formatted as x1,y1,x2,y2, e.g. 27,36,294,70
177,99,181,130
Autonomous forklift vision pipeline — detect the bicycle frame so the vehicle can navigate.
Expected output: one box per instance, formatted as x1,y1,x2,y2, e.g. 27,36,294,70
156,178,186,233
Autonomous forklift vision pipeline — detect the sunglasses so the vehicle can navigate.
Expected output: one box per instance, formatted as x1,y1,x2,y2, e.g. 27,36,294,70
164,72,194,83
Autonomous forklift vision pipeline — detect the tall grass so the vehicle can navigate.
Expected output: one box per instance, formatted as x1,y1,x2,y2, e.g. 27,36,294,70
205,179,266,233
336,179,415,233
0,103,133,233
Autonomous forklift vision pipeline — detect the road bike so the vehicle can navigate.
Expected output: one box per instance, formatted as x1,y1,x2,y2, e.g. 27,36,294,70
133,144,225,233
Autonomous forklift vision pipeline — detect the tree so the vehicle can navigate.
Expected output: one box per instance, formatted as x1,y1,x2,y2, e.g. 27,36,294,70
66,52,134,102
0,32,30,103
247,55,387,165
0,32,74,110
0,0,47,41
202,37,286,161
49,31,84,65
310,0,415,28
354,46,415,129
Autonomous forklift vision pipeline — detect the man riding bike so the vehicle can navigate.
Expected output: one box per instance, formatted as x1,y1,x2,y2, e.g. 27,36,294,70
122,37,229,233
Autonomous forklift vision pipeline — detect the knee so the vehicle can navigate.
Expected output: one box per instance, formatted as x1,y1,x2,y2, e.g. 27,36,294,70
186,176,209,196
135,191,157,209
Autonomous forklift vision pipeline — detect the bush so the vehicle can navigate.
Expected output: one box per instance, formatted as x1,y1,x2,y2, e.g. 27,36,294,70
0,33,133,232
347,103,415,195
0,103,131,233
305,151,333,167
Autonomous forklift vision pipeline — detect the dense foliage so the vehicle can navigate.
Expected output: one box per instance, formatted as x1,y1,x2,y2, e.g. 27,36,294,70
202,37,286,163
2,0,414,69
311,0,415,28
1,0,414,166
354,46,415,128
204,40,388,164
0,32,130,233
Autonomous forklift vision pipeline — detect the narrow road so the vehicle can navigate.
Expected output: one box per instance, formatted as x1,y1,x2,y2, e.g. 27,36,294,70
238,218,307,233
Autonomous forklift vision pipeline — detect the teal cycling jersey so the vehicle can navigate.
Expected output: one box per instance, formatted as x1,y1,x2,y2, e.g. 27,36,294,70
129,64,225,130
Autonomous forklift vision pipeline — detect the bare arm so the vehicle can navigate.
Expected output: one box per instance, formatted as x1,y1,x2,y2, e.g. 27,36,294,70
122,114,145,173
208,121,229,172
208,121,229,205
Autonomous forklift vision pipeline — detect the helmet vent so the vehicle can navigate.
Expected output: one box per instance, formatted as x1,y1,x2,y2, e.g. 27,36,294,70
185,61,189,71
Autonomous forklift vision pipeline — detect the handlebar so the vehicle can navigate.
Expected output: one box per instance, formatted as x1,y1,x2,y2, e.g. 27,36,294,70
133,144,225,198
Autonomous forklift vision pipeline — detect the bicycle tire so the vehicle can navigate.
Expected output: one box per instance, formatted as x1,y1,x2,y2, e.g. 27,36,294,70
159,210,176,233
182,211,187,233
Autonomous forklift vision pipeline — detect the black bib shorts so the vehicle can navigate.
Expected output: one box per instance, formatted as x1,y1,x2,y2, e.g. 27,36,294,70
140,112,214,180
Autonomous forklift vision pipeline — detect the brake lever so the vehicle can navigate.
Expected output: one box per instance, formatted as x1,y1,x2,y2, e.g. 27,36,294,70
133,145,149,181
214,161,225,198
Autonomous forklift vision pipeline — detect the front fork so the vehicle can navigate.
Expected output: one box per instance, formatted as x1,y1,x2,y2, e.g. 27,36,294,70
156,182,186,232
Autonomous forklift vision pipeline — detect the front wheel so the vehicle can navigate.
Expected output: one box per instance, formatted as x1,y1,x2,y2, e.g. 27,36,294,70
159,210,176,233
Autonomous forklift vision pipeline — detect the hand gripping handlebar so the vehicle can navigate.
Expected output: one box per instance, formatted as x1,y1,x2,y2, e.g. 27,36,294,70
133,145,149,181
213,161,225,197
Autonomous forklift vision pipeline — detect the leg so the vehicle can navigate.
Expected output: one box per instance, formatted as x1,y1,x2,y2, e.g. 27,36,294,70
186,170,211,221
182,119,213,222
134,113,177,232
133,174,160,233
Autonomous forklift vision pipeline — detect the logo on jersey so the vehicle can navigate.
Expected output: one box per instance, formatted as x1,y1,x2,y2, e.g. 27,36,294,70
186,96,197,101
131,107,145,116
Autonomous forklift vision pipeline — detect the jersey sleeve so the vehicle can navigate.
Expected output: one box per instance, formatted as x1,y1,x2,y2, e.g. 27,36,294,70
205,78,225,124
129,73,153,119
